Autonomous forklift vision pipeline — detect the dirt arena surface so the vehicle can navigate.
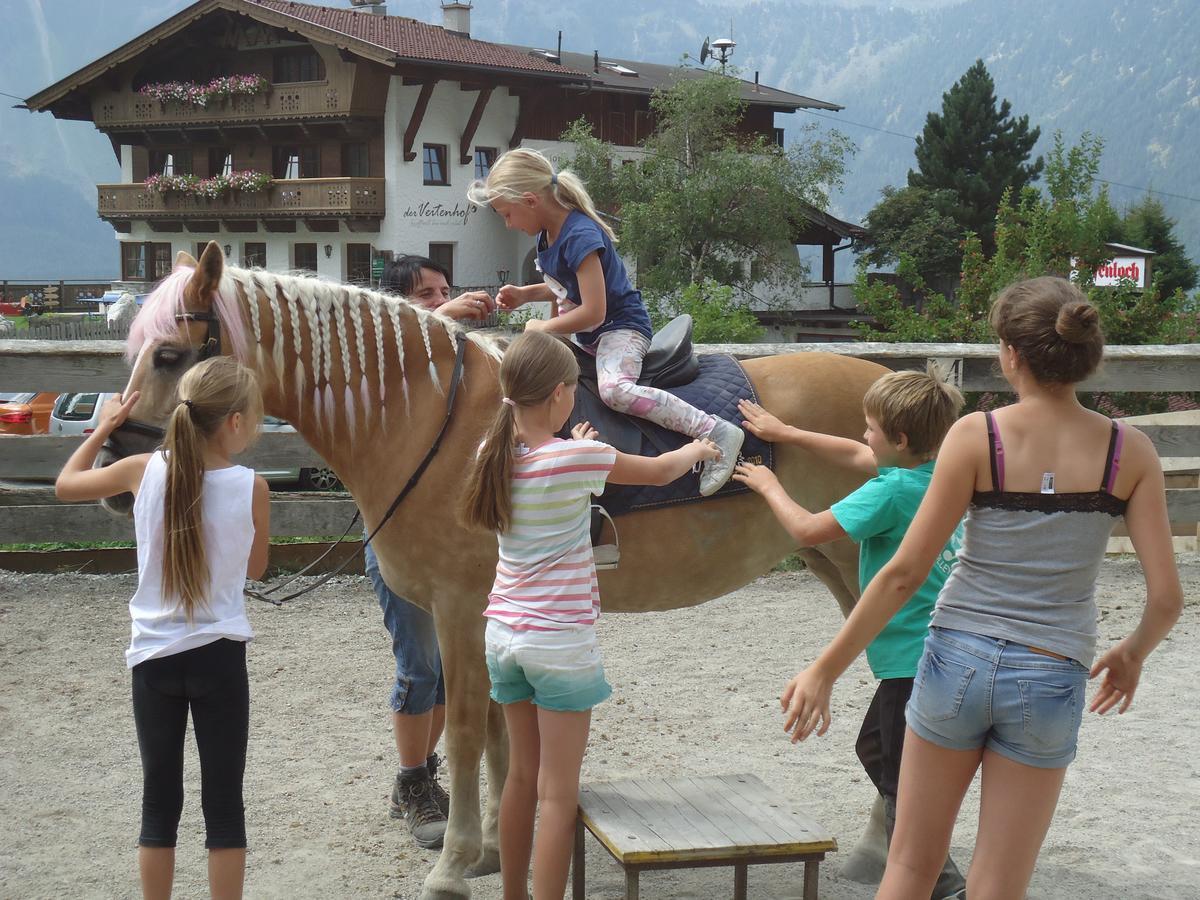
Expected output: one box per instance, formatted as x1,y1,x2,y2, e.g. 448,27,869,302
1,556,1196,899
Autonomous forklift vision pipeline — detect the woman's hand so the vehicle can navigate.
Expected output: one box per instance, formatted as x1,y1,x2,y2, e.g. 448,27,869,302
1089,639,1144,715
780,665,834,742
732,460,780,496
439,291,493,321
496,284,527,310
738,400,791,443
571,421,599,441
97,392,139,437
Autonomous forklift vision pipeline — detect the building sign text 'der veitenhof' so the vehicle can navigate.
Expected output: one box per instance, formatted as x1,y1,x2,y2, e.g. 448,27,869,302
402,201,477,226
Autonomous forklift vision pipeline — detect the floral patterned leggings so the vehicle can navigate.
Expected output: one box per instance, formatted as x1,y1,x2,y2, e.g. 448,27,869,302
594,329,716,438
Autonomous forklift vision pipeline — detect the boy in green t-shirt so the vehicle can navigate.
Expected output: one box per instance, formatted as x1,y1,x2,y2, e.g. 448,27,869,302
734,367,966,900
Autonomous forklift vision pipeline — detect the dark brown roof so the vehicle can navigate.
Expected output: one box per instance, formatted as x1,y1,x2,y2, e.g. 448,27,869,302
512,47,843,113
248,1,587,76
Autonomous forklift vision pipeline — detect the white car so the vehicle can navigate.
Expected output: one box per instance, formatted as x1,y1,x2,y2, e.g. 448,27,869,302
49,394,340,490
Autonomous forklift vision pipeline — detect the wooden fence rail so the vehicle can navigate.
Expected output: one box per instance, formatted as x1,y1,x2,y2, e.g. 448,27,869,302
1,339,1196,544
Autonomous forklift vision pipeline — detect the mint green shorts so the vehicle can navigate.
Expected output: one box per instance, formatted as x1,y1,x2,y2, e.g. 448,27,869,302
484,618,612,712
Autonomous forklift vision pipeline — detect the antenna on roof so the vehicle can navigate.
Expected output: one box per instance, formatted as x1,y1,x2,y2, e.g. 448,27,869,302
699,33,735,72
699,37,710,65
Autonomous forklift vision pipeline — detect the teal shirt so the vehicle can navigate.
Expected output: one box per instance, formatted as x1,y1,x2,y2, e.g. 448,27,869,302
830,461,961,680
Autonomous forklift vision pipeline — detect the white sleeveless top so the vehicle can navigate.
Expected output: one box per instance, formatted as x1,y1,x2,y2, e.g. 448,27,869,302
126,451,255,668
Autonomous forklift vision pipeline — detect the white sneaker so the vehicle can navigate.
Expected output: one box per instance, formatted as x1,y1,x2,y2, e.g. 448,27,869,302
699,419,745,496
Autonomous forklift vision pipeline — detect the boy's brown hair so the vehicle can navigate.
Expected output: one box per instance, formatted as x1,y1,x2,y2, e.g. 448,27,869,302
863,363,964,458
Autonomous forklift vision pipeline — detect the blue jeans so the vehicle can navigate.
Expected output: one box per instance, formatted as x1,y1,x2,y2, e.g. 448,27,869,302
906,626,1089,769
364,542,445,714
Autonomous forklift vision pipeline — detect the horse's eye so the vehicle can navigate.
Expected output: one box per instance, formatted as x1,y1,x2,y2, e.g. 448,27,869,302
153,347,184,368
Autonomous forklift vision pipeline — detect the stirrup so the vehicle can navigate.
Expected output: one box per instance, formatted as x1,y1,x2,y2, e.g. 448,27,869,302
590,504,620,571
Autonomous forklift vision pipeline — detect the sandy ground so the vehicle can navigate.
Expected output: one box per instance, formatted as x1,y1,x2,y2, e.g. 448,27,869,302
1,557,1197,900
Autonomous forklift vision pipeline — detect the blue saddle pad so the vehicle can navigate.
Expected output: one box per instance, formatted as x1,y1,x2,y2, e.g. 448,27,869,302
561,354,774,517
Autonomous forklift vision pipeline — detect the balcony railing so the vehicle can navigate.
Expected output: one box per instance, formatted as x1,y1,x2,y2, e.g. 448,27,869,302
92,81,380,129
97,178,385,220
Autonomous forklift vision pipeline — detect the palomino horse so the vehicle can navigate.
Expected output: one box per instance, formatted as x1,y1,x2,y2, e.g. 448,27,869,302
105,243,889,899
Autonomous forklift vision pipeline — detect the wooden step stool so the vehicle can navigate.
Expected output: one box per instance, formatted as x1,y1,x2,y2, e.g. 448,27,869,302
572,773,836,900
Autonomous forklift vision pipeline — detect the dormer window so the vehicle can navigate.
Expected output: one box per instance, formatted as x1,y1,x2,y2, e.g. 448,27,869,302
600,61,638,77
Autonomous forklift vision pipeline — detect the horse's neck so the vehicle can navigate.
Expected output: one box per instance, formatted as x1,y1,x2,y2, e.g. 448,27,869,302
239,277,488,500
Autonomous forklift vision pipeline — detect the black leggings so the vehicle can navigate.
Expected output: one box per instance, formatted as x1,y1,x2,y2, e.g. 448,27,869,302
854,676,914,803
131,638,249,849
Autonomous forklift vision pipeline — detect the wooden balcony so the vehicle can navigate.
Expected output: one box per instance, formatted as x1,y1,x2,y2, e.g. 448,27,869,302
97,178,384,227
92,81,382,130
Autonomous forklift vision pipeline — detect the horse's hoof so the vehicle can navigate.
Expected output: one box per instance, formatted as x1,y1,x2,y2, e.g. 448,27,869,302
465,847,501,878
419,882,470,900
840,842,887,884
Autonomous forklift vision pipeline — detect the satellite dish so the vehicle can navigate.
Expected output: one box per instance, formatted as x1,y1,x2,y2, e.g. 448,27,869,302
699,36,710,65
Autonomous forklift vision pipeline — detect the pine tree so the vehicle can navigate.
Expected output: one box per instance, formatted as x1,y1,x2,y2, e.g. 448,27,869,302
908,60,1043,251
1118,197,1198,299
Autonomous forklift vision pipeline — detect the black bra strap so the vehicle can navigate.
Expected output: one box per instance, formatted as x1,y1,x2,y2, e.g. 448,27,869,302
984,412,1002,492
1101,419,1120,492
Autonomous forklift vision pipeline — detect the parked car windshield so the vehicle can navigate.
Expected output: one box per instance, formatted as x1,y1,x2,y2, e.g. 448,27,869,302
55,393,101,420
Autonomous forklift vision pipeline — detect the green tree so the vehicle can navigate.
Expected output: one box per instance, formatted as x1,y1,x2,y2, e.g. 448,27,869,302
854,132,1186,346
1117,197,1199,299
908,60,1043,253
561,71,852,296
858,185,965,282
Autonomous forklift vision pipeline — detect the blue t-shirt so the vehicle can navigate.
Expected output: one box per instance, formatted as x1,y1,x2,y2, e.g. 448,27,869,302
830,461,962,680
536,210,652,347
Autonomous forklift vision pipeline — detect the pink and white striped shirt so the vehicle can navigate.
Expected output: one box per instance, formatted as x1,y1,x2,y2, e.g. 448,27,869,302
484,438,616,631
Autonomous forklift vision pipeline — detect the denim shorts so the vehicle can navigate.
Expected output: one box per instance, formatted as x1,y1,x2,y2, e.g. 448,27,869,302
365,542,446,714
484,618,612,712
906,626,1089,769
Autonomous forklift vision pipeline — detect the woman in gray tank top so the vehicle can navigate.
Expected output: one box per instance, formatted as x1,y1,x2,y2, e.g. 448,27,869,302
778,276,1183,899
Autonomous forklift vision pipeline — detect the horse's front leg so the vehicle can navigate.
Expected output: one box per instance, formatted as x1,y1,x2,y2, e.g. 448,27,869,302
466,697,508,877
421,605,490,900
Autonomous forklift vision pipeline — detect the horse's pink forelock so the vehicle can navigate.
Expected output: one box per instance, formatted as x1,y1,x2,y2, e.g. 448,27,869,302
125,266,249,364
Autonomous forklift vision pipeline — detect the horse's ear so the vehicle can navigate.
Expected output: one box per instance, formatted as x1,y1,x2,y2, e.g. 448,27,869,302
175,249,197,269
191,241,225,306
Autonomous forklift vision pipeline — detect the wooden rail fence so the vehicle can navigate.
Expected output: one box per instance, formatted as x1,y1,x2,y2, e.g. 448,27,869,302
0,339,1196,546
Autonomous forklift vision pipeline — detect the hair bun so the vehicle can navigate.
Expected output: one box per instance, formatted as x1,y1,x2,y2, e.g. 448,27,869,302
1055,301,1100,344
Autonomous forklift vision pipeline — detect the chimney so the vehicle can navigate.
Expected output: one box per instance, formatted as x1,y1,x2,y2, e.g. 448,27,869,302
348,0,387,14
441,1,472,37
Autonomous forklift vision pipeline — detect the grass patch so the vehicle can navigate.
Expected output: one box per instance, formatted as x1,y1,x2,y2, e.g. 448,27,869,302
773,553,807,573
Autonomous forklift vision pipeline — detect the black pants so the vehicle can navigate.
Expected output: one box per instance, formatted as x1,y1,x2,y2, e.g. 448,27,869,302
854,677,914,803
131,638,249,849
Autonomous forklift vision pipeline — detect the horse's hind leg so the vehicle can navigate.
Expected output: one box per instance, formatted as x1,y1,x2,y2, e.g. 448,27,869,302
466,698,507,878
797,541,889,883
422,609,490,900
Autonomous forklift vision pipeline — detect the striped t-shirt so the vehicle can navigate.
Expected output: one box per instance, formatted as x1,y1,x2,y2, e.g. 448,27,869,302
485,438,617,631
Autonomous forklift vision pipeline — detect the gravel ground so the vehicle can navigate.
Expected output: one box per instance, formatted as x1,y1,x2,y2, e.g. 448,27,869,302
1,556,1196,900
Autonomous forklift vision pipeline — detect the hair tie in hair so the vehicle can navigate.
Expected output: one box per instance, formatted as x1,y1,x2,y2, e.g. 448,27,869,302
549,172,558,186
181,399,194,411
501,397,516,408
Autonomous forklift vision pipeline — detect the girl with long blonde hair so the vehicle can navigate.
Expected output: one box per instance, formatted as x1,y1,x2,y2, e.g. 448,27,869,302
468,147,745,497
460,330,718,899
57,355,270,900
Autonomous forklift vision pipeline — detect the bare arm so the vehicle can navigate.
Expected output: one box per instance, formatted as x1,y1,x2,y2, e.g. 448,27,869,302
1089,428,1183,714
529,252,606,335
608,439,720,487
731,462,848,546
780,415,979,741
246,475,271,581
497,282,556,308
55,393,150,501
738,400,877,477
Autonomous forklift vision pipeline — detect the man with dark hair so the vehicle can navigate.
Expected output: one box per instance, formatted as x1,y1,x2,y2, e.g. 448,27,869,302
368,254,494,849
381,254,493,321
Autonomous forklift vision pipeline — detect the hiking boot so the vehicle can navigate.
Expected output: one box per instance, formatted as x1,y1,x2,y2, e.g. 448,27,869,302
390,769,447,849
426,753,450,817
699,418,745,496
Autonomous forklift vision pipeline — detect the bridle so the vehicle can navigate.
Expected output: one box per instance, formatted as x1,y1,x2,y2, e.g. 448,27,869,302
106,302,471,607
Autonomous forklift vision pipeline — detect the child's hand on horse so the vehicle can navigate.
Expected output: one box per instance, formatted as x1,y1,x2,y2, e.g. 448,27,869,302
732,460,779,495
739,399,790,442
98,391,140,437
780,665,833,743
571,421,599,441
496,284,527,310
439,291,493,321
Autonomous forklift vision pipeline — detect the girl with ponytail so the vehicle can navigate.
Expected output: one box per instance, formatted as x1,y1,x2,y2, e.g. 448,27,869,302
459,330,718,899
57,355,269,900
468,147,745,497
